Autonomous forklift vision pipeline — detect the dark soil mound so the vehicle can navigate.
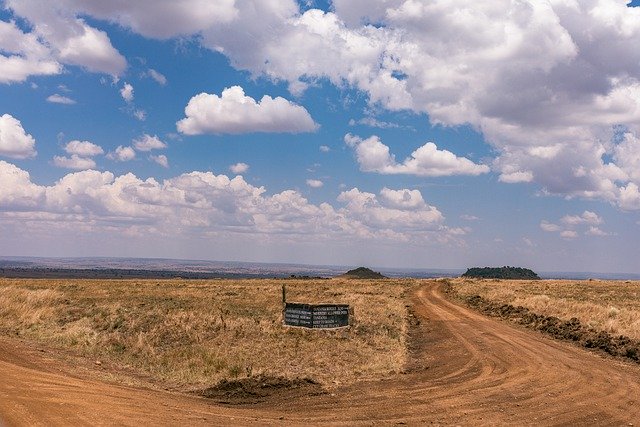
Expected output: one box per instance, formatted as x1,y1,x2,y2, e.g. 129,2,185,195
462,266,540,280
339,267,387,279
198,375,325,405
448,289,640,364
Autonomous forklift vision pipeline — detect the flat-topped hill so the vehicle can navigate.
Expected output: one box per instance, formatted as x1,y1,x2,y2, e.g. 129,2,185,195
462,266,540,280
339,267,387,279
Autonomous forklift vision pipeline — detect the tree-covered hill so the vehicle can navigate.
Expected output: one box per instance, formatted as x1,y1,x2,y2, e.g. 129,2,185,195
462,266,540,280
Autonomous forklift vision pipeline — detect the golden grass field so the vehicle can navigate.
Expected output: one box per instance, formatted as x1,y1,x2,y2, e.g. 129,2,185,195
451,278,640,340
0,278,414,390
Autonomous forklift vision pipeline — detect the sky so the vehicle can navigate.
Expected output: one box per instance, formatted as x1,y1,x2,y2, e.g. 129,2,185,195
1,0,640,273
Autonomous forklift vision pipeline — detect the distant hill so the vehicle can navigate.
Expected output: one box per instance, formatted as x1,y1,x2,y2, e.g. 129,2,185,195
462,266,540,280
339,267,387,279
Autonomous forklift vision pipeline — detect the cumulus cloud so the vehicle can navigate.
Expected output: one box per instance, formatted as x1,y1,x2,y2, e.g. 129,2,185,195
177,86,318,135
4,2,126,76
319,145,330,152
0,114,37,159
64,140,103,157
229,162,249,174
542,211,609,239
132,134,166,152
0,160,44,208
560,230,578,240
498,171,534,184
150,154,169,168
120,83,134,102
540,221,561,232
0,160,461,244
0,20,62,83
306,179,323,188
337,187,447,239
20,0,239,40
46,94,76,104
561,211,603,226
345,133,489,177
107,146,135,162
53,154,96,170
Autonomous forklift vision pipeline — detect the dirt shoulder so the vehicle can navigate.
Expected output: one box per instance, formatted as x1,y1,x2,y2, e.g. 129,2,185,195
445,278,640,364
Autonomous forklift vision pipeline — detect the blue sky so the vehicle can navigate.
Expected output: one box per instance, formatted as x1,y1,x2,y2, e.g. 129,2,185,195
1,0,639,273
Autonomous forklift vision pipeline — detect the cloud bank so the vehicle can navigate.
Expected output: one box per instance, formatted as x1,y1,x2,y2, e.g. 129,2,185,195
0,160,463,244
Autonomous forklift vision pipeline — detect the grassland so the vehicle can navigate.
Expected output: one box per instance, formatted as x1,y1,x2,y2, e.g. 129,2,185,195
450,278,640,342
0,278,414,390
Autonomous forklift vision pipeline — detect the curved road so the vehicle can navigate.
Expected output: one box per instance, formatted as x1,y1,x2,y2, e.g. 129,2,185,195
1,282,639,425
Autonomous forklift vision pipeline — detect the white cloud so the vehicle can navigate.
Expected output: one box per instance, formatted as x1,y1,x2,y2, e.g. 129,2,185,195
0,114,37,159
229,162,249,174
4,2,126,76
619,182,640,211
133,109,146,121
306,179,323,188
107,146,135,162
461,214,479,221
0,20,62,83
586,226,609,237
31,0,239,40
177,86,319,135
379,187,426,210
0,160,461,244
560,230,578,240
0,160,44,208
120,83,134,102
345,133,489,177
53,154,96,170
349,117,401,129
64,140,103,157
499,171,534,184
150,154,169,168
46,94,76,105
147,69,167,85
337,187,446,238
319,145,330,152
561,211,603,226
540,221,561,232
132,134,167,152
614,132,640,184
55,21,126,75
543,210,609,239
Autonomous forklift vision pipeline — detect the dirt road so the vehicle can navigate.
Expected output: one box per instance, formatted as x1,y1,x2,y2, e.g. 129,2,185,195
1,281,639,425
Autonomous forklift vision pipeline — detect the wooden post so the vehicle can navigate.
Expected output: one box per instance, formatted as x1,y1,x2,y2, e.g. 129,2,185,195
281,284,286,325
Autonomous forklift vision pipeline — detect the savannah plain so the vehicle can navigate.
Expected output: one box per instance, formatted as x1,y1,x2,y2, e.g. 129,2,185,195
1,276,640,425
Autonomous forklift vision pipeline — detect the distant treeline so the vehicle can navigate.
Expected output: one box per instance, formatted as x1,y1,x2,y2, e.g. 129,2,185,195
462,266,540,280
0,267,297,280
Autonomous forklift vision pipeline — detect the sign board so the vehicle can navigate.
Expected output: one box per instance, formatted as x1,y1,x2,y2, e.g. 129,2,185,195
284,303,349,329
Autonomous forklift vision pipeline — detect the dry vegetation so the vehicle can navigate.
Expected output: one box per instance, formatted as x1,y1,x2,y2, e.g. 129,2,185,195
0,278,414,390
451,278,640,340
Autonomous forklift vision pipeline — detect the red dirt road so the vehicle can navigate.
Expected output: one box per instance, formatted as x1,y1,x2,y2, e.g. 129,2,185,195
1,281,640,426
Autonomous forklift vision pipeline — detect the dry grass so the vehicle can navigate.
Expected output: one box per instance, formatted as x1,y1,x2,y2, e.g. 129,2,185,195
0,278,414,389
452,278,640,340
